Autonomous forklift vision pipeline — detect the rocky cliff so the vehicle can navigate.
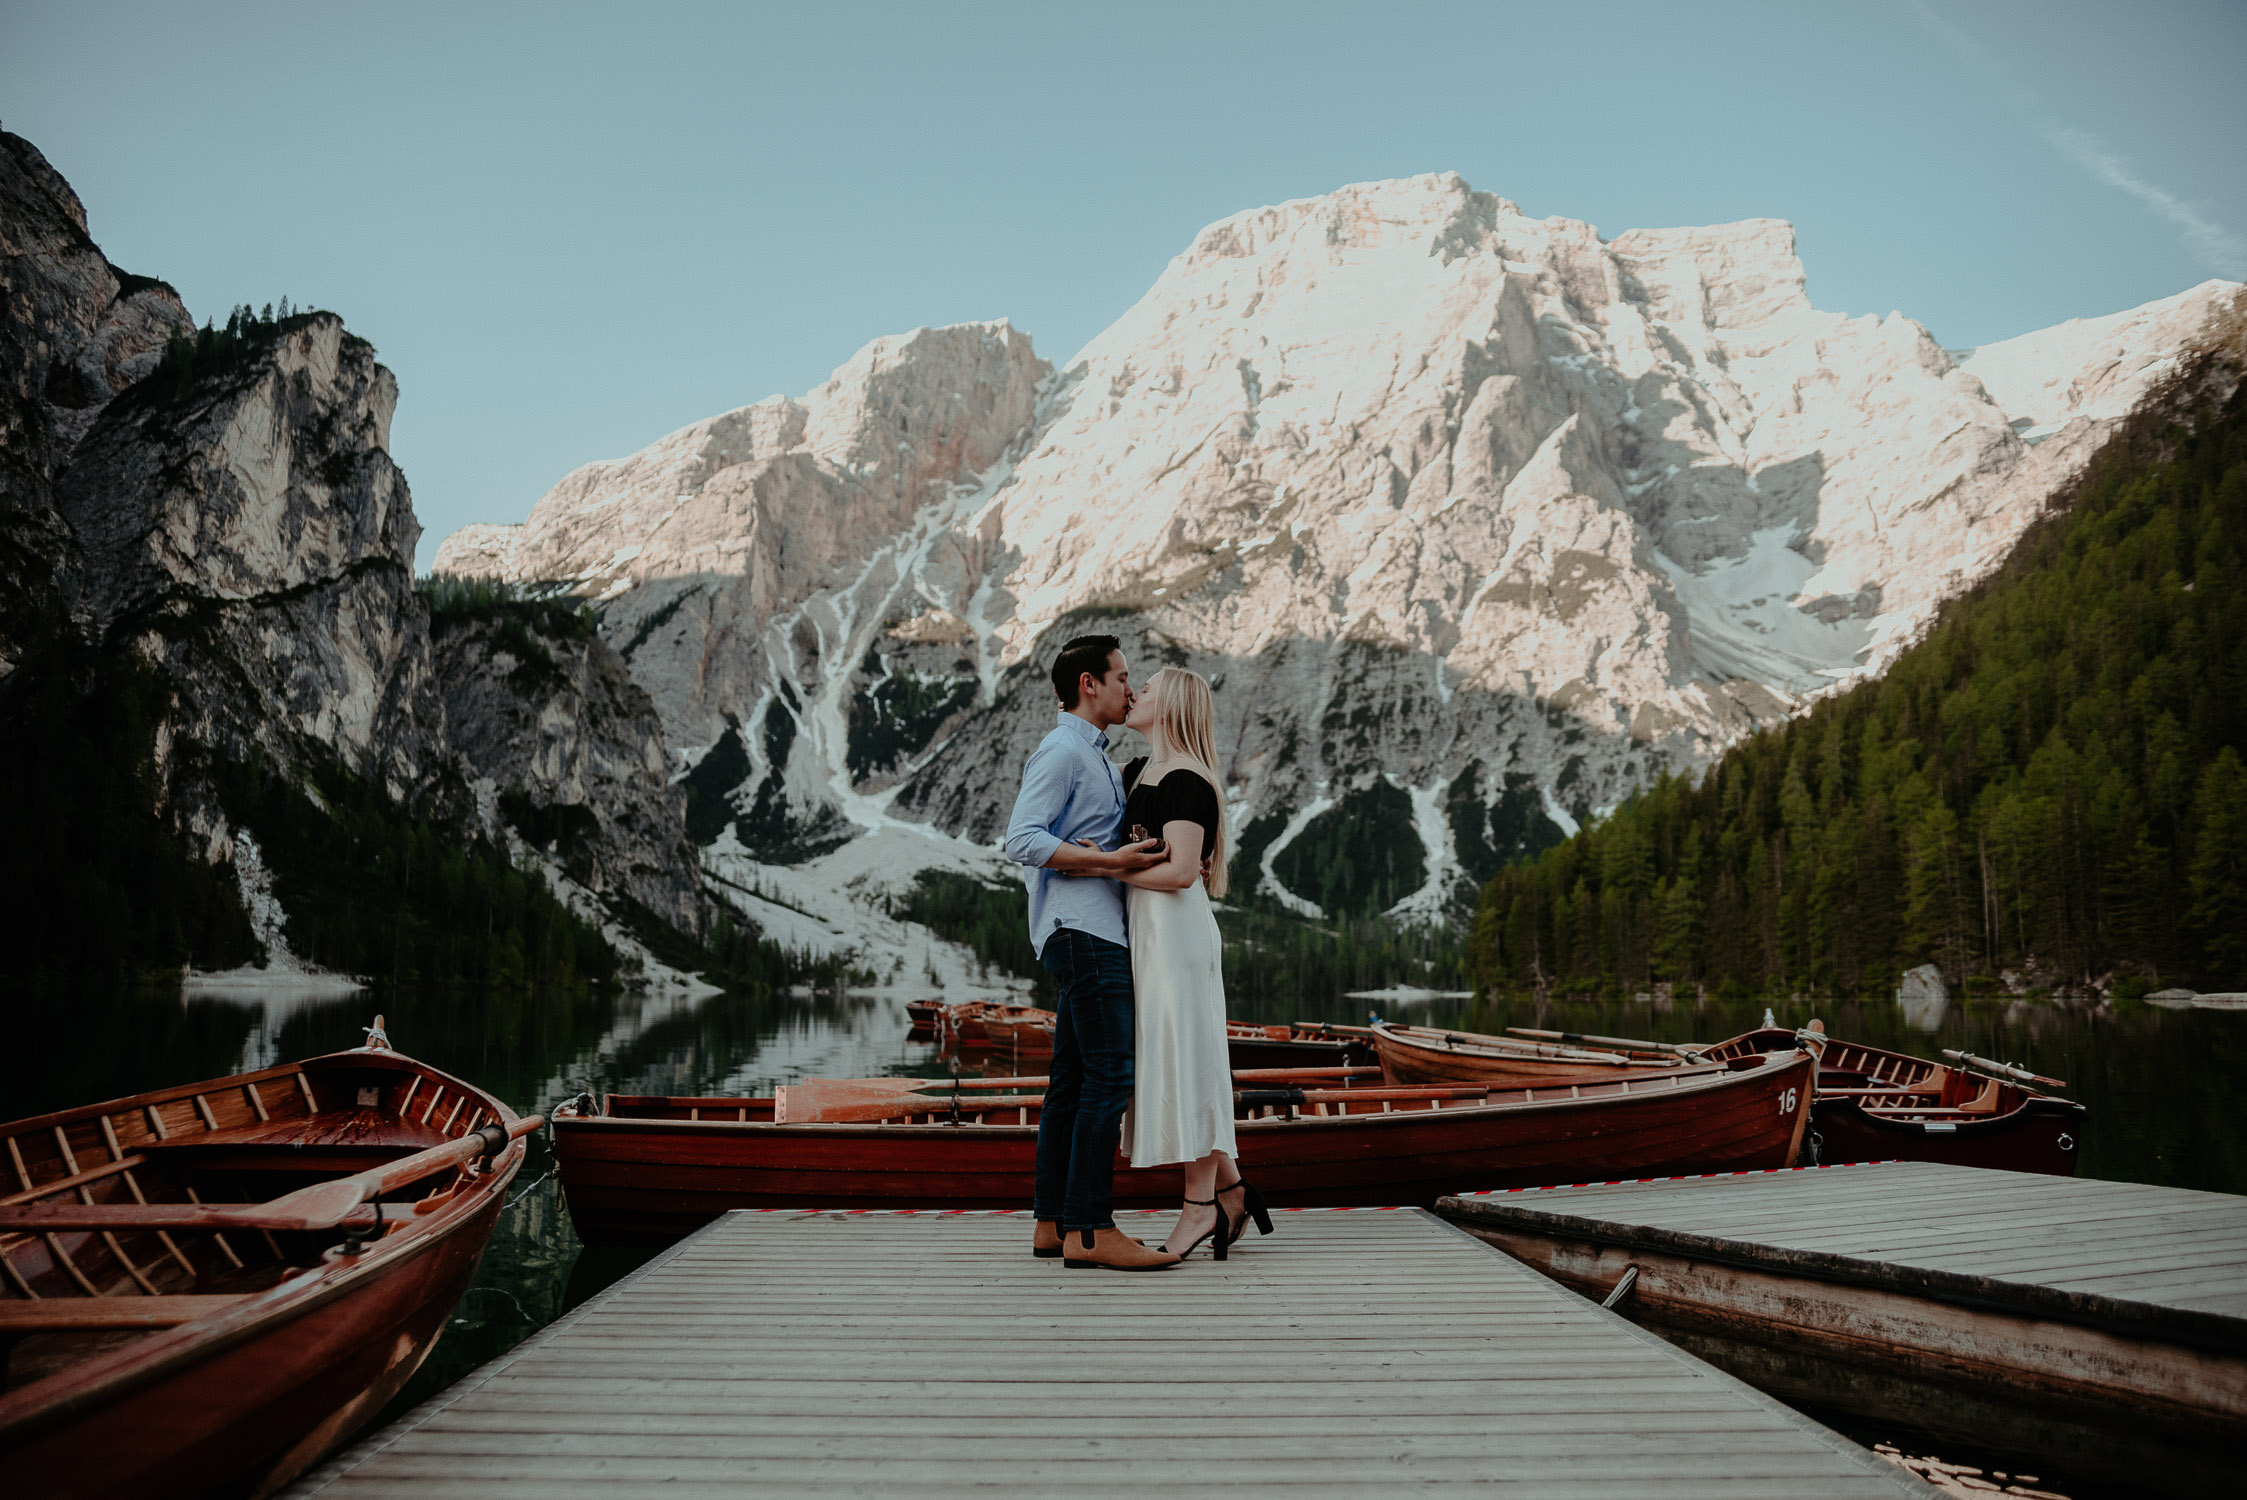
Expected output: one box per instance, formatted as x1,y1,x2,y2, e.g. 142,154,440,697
0,132,192,675
438,173,2238,934
58,312,448,834
430,593,703,936
0,131,705,982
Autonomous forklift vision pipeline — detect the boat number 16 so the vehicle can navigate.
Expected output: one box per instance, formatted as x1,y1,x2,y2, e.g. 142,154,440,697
1778,1088,1798,1115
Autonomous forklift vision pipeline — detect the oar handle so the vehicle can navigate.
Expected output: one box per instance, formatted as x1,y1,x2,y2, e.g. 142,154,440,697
367,1113,544,1198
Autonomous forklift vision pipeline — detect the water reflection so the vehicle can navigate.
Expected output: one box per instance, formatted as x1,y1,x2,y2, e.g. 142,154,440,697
1896,988,1951,1033
7,976,2242,1442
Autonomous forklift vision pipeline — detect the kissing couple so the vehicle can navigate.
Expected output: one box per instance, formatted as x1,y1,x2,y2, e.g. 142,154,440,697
1003,634,1273,1271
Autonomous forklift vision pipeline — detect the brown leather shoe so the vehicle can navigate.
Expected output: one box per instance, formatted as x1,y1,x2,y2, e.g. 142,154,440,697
1032,1219,1063,1258
1062,1225,1184,1271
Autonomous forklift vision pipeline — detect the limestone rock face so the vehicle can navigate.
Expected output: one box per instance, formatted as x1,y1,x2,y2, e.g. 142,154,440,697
433,611,704,936
1,130,193,673
2,128,712,969
433,322,1051,750
59,315,446,807
438,173,2239,921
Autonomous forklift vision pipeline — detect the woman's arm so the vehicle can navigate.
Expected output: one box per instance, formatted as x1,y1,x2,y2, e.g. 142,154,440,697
1117,818,1204,891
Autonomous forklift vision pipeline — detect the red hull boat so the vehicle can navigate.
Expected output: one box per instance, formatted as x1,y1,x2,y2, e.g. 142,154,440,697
932,1001,1370,1069
1701,1028,2083,1176
1371,1021,1716,1086
0,1025,536,1499
552,1049,1816,1244
1380,1020,2083,1178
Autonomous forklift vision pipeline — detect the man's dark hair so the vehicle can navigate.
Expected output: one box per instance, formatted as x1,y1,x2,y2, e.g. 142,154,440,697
1051,634,1123,708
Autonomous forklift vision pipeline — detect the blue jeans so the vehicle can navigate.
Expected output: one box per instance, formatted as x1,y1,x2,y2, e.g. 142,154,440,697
1033,927,1135,1232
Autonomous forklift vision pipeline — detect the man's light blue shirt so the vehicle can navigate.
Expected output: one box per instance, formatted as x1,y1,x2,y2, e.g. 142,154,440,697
1003,712,1128,956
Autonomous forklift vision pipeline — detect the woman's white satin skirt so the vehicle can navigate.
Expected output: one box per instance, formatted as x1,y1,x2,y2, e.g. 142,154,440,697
1122,880,1238,1168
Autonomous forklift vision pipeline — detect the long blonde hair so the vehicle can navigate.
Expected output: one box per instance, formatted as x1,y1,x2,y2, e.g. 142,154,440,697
1143,667,1229,898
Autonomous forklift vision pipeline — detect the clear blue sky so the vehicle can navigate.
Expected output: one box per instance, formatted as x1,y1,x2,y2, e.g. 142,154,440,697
5,1,2242,568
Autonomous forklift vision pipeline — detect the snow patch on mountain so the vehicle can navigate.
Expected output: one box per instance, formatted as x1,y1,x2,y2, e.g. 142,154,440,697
435,174,2238,962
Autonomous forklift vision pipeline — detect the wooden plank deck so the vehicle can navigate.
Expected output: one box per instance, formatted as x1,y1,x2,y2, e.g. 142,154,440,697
284,1208,1929,1498
1439,1160,2247,1321
1435,1162,2247,1490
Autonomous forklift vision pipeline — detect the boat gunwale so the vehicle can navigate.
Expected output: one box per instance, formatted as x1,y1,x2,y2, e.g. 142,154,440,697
1370,1021,1720,1071
564,1049,1815,1139
0,1047,526,1445
0,1059,324,1145
1436,1181,2247,1357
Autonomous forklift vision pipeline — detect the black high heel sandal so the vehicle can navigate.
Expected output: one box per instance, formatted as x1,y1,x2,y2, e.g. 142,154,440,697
1171,1196,1233,1260
1218,1178,1273,1247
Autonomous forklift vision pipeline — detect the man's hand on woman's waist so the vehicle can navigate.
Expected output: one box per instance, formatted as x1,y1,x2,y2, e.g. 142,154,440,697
1051,836,1165,877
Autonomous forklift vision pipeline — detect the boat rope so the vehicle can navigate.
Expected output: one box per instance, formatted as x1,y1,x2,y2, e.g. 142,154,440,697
461,1284,530,1322
503,1169,551,1212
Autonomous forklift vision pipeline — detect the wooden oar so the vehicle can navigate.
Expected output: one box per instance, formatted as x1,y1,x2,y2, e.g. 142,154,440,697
230,1113,544,1229
0,1114,541,1234
1230,1065,1382,1083
1942,1050,2066,1089
0,1200,418,1234
1383,1023,1655,1066
1504,1026,1704,1057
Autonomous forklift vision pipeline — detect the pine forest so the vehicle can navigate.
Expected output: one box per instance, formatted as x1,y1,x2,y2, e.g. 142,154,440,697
1470,303,2247,1001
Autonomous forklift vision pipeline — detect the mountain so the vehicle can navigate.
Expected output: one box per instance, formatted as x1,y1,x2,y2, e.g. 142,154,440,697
0,131,709,993
436,173,2236,947
1469,300,2246,998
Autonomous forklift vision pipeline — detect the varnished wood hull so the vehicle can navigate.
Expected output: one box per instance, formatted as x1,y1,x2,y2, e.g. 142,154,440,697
1705,1028,2085,1177
554,1052,1814,1244
1809,1095,2083,1175
0,1051,524,1499
1388,1024,2085,1177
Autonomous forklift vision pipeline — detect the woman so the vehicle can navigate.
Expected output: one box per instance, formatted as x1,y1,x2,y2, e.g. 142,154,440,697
1117,667,1273,1259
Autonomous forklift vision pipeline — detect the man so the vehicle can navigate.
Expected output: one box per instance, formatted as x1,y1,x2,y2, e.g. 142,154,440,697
1003,634,1180,1270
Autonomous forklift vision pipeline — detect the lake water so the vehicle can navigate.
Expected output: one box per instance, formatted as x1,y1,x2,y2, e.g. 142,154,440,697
15,974,2243,1494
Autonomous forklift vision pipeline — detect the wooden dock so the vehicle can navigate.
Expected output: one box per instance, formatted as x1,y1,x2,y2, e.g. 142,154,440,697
285,1208,1929,1497
1438,1161,2247,1491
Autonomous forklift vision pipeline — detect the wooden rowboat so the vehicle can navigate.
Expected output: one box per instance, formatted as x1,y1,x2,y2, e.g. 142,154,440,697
932,1001,1371,1069
0,1020,538,1499
1222,1022,1375,1070
1378,1019,2084,1177
1700,1027,2083,1176
937,1001,1054,1057
1370,1020,1715,1086
551,1048,1816,1244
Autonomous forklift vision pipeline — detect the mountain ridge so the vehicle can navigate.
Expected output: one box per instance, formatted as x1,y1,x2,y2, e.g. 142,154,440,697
435,173,2238,955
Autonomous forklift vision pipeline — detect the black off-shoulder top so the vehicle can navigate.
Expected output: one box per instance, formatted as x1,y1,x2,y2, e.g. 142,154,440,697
1122,756,1221,858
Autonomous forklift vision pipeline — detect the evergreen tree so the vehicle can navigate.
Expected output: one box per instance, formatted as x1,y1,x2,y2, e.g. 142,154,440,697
1471,301,2247,997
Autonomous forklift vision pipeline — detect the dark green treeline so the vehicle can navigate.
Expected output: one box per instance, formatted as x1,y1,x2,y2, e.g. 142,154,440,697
1471,310,2247,1000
